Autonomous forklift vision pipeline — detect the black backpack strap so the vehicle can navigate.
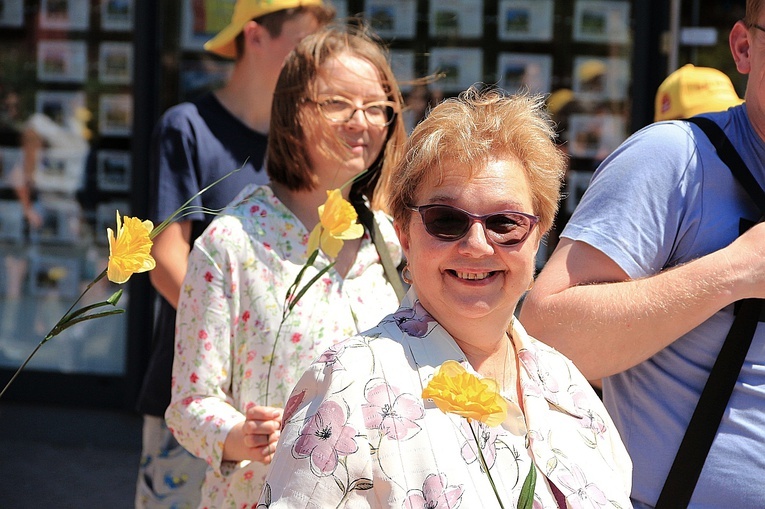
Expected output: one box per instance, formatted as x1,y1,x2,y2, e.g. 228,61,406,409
352,198,407,303
656,117,764,508
685,117,765,212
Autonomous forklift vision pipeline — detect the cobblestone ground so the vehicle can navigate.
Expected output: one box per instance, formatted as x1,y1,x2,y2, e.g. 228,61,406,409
0,403,141,508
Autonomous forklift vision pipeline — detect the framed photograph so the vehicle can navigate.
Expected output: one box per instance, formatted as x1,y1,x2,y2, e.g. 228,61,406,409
35,147,88,194
179,58,233,101
37,40,88,83
365,0,417,39
98,94,133,136
498,0,554,42
564,170,594,215
428,48,483,93
0,0,24,28
0,147,21,188
98,42,133,85
497,53,553,95
429,0,483,39
96,150,131,192
181,0,236,51
29,197,82,245
0,200,24,244
390,50,416,92
28,252,81,298
95,201,130,245
39,0,91,30
572,56,630,101
101,0,134,31
573,0,631,44
568,113,626,160
35,91,86,128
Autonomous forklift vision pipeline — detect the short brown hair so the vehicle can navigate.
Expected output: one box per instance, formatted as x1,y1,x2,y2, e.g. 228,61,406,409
267,24,406,210
388,86,566,234
233,5,335,59
745,0,763,26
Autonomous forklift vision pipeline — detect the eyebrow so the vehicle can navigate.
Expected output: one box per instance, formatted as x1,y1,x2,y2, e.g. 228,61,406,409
316,92,389,102
425,194,527,210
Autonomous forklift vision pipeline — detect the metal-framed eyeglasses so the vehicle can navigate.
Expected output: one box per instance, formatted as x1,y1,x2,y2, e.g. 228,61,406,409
407,203,540,247
310,96,399,127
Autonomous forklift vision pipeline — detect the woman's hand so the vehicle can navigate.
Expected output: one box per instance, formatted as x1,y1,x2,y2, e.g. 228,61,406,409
223,405,283,464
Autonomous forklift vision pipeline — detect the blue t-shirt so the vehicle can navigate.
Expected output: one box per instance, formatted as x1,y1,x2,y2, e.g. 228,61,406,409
136,92,269,416
562,104,765,508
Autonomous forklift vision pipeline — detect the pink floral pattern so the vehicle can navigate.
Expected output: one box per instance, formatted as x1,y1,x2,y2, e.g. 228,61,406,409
558,464,609,509
362,380,424,440
404,473,464,509
258,296,632,508
390,300,436,337
293,400,359,476
165,186,401,509
460,420,502,471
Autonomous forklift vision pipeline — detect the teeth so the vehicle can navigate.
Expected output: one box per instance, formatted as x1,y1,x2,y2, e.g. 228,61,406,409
456,271,491,280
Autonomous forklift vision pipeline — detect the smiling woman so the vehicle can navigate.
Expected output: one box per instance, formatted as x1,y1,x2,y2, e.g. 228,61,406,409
260,87,633,508
164,24,407,509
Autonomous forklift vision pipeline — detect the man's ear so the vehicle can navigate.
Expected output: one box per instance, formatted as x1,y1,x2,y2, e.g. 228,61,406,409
241,20,267,50
730,20,753,74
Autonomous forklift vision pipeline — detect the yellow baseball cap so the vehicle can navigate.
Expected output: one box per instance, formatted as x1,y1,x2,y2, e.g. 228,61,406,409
654,64,743,121
204,0,325,59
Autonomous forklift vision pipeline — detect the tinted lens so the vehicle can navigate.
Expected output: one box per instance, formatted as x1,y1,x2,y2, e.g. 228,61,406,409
420,205,470,239
485,214,529,245
416,205,535,246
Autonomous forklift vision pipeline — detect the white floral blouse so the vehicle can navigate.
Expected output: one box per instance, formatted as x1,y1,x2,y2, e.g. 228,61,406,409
165,185,402,509
259,289,633,509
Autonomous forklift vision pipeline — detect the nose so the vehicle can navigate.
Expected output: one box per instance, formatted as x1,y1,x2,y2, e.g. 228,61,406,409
457,220,494,256
345,107,369,129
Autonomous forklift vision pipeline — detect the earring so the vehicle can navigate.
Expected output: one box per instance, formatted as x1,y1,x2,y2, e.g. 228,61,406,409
527,278,535,291
402,264,413,285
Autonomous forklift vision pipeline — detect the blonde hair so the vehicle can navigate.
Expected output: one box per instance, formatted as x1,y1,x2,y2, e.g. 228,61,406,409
388,86,566,234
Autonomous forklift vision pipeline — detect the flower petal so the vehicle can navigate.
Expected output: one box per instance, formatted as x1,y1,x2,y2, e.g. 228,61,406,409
306,224,322,254
422,360,509,427
320,229,344,258
106,211,156,284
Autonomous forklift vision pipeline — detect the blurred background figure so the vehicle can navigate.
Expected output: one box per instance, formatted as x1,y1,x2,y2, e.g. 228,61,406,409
654,63,744,122
133,1,334,508
402,85,442,133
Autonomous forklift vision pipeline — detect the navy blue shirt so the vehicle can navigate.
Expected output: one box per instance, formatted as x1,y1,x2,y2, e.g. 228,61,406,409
136,92,268,416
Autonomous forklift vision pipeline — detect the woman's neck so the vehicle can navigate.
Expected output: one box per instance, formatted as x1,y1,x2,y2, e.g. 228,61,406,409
270,182,324,231
269,181,361,278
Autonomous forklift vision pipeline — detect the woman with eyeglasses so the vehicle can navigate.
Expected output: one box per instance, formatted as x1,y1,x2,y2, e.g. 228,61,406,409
165,25,407,508
260,87,632,508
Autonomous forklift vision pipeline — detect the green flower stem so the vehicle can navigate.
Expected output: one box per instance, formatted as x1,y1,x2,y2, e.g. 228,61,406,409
263,251,335,407
150,165,243,239
0,269,123,400
468,418,506,509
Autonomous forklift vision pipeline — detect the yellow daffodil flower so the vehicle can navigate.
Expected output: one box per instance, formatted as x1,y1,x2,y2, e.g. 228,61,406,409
107,211,156,284
306,189,364,258
422,360,509,427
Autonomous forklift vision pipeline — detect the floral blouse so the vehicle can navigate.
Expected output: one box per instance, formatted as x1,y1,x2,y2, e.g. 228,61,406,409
259,289,633,508
165,185,402,509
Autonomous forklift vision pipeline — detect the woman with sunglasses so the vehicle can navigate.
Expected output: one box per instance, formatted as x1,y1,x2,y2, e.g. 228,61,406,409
165,25,407,508
260,87,632,508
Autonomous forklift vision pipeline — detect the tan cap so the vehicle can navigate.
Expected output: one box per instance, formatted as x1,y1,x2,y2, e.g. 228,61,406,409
204,0,325,59
654,64,743,121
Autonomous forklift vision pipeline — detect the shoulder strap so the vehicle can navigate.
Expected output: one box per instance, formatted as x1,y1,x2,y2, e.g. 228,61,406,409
656,118,764,508
685,117,765,213
352,199,407,303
